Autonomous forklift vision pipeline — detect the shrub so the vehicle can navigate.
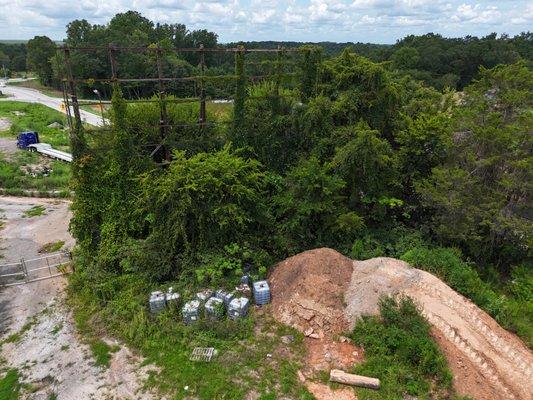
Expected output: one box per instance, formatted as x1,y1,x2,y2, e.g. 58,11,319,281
352,296,452,399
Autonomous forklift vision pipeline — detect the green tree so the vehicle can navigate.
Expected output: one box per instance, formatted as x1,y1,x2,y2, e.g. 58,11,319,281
331,124,398,217
417,62,532,266
391,46,420,70
274,156,354,252
26,36,56,85
321,49,400,137
136,145,268,280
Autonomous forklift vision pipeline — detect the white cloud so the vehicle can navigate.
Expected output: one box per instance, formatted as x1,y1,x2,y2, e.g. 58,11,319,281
451,3,501,24
0,0,530,43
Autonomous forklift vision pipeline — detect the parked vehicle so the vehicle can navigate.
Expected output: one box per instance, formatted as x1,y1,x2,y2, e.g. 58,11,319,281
17,131,72,163
16,131,40,149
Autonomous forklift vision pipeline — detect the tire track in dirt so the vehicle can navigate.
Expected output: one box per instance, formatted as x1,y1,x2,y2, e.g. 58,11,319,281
414,279,532,381
344,257,532,400
422,309,518,399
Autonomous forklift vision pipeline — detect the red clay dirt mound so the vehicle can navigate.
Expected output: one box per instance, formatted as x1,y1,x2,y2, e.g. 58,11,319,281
269,248,353,338
269,248,360,400
269,248,533,400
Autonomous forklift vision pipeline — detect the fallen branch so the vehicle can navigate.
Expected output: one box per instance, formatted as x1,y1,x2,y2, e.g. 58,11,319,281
329,369,380,390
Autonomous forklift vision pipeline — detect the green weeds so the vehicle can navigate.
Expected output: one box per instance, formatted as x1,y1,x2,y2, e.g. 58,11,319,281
23,205,45,217
351,296,453,399
89,340,119,367
39,241,65,253
0,369,21,400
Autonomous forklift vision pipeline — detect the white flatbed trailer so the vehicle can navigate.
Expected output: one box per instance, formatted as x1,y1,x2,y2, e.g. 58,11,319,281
27,143,72,163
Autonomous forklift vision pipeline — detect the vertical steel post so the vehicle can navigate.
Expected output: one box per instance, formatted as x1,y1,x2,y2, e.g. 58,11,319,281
56,48,73,130
108,45,117,81
273,45,282,114
61,79,73,130
63,47,81,130
155,46,170,161
63,46,86,160
199,44,206,125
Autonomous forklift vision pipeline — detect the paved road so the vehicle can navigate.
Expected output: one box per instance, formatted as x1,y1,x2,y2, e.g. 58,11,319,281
1,84,104,127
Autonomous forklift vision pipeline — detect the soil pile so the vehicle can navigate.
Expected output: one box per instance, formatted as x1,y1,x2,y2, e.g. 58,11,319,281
269,248,354,338
269,249,533,400
269,248,359,399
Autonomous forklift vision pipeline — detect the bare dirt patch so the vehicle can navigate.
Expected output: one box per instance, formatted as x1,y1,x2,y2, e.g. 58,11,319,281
269,249,533,400
0,196,159,399
2,293,158,400
0,137,17,158
269,248,359,399
269,248,353,338
0,117,11,131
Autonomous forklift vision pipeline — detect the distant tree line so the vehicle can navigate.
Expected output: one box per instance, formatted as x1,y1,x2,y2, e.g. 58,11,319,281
0,42,27,75
19,11,532,98
237,32,533,90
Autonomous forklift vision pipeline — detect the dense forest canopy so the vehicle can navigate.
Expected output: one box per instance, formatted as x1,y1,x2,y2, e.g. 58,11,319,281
15,11,533,97
0,42,26,74
57,13,532,351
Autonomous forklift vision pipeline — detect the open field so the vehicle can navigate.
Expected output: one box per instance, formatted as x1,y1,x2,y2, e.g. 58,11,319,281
0,102,70,193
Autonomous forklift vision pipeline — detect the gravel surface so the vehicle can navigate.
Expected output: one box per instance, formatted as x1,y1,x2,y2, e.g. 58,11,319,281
0,196,159,399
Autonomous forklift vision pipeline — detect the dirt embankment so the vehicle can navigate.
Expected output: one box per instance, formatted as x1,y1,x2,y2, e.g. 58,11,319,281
269,248,533,400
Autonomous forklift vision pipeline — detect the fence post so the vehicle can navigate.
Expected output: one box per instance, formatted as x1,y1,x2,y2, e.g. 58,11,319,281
46,255,51,276
20,258,28,282
199,43,206,126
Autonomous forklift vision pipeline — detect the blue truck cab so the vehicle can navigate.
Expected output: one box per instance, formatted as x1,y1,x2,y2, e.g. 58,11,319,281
17,131,39,149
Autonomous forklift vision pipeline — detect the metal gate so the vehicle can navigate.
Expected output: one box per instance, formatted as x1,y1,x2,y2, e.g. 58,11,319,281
0,251,72,287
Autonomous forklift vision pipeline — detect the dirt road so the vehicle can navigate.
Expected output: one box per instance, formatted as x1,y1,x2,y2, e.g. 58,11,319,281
0,196,156,399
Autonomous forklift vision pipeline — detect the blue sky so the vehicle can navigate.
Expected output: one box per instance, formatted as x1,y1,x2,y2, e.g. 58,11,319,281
0,0,531,43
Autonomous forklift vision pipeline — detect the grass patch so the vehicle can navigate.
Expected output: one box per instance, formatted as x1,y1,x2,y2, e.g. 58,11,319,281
351,296,453,399
23,205,45,217
79,104,108,117
0,369,21,400
0,101,69,149
0,102,71,192
89,340,118,368
68,269,311,399
39,241,65,253
206,101,232,120
0,152,71,192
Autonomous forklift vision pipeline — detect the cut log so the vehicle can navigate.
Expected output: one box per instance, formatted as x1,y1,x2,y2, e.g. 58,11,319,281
329,369,380,390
